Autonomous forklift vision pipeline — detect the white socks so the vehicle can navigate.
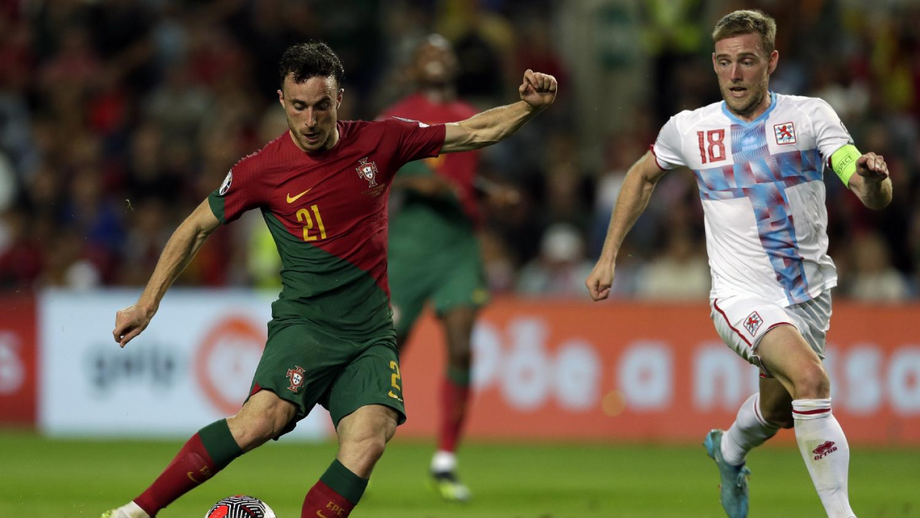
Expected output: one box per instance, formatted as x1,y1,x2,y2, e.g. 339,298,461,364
721,393,781,466
793,398,856,518
431,450,457,473
116,501,150,518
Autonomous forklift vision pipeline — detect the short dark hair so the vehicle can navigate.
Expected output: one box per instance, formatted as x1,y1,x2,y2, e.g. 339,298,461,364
278,42,345,90
712,10,777,56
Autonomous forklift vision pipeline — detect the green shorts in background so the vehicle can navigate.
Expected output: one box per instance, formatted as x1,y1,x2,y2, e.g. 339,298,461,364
248,320,406,436
388,203,489,337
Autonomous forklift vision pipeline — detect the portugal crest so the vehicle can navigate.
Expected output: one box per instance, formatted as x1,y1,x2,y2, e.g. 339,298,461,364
286,365,305,393
356,157,378,187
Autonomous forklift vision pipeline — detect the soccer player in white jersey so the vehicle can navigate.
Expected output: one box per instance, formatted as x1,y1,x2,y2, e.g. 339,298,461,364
586,9,891,518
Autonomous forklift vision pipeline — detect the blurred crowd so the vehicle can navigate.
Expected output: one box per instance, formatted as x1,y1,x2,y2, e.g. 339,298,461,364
0,0,918,302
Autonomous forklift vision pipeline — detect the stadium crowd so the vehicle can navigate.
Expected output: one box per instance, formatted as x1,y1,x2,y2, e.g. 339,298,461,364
0,0,918,301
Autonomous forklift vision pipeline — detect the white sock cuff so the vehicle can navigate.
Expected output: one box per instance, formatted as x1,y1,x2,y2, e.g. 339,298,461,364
792,398,832,421
122,501,150,518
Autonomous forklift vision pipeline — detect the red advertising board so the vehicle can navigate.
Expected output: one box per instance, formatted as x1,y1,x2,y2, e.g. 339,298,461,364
399,299,920,445
0,293,37,424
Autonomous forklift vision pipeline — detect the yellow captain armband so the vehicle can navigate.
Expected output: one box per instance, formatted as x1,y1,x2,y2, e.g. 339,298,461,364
831,144,861,186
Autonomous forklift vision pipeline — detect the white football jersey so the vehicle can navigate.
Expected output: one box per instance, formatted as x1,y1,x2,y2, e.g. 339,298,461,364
652,93,852,307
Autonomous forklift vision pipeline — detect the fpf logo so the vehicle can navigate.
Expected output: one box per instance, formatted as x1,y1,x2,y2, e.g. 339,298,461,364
356,157,378,187
287,365,306,393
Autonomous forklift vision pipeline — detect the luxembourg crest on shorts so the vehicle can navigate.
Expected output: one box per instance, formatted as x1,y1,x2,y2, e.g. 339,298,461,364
774,122,796,145
286,365,305,393
356,157,378,187
743,311,763,336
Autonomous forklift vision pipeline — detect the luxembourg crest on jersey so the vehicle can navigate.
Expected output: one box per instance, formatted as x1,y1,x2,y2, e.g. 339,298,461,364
774,122,796,145
356,157,378,187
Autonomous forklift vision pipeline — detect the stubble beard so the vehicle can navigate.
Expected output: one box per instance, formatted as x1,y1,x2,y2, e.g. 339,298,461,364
723,82,767,119
289,121,329,153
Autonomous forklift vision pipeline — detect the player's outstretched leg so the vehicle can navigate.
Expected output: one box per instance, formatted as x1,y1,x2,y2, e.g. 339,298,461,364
300,405,396,518
759,326,857,518
704,429,752,518
100,419,243,518
430,308,475,502
100,390,294,518
793,399,856,518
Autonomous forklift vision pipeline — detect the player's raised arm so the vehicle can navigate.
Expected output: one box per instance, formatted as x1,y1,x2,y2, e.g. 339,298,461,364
586,151,669,301
113,199,220,348
440,69,556,153
846,151,892,210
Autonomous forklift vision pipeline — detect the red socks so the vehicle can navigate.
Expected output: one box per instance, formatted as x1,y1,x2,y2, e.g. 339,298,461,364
134,419,242,516
301,459,366,518
438,374,471,453
301,481,356,518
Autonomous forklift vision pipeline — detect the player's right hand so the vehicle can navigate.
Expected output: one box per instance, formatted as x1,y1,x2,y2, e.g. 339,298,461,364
113,304,153,348
585,261,615,301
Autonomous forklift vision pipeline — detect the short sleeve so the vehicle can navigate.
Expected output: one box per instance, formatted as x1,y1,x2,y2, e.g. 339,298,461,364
382,117,446,166
652,115,687,170
807,99,853,162
207,160,263,225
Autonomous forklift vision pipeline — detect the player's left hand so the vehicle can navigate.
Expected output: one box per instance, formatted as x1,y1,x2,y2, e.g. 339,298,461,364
519,69,557,110
855,152,889,182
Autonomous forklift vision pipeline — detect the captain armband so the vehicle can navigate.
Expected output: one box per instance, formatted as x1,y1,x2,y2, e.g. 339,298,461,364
831,144,861,187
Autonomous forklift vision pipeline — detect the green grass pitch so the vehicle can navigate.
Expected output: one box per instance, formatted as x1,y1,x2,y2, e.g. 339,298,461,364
2,429,918,517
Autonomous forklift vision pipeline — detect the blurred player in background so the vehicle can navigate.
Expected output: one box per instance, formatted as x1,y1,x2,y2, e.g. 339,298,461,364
378,34,519,503
103,41,556,518
586,10,890,518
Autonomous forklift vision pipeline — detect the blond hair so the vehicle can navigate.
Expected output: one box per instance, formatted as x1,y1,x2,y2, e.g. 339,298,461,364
712,10,777,55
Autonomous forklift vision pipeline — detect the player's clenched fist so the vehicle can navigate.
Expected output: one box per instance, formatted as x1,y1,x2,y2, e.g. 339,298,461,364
585,261,615,302
855,152,889,181
519,69,557,109
113,304,154,348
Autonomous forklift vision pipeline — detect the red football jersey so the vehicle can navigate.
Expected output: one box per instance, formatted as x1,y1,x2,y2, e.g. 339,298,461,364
380,94,481,225
209,118,445,338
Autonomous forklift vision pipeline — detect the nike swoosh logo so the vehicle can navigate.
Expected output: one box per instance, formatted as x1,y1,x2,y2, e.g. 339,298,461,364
186,471,199,484
287,188,312,203
316,511,329,518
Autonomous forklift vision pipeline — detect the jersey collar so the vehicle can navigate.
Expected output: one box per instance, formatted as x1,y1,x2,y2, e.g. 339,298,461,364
721,91,776,126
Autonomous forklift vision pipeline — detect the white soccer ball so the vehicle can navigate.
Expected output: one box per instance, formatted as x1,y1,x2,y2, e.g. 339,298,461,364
204,495,276,518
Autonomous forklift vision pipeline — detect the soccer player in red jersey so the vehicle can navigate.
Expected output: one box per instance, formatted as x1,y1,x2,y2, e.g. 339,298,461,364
102,41,556,518
379,34,518,502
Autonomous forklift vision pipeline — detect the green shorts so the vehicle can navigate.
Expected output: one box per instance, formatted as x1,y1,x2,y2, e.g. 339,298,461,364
388,229,489,338
248,320,406,436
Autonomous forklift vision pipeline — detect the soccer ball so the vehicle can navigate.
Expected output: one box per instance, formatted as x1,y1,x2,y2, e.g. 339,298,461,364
204,495,276,518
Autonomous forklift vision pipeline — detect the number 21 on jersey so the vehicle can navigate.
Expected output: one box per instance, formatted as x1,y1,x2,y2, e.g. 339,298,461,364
296,205,327,241
697,129,726,164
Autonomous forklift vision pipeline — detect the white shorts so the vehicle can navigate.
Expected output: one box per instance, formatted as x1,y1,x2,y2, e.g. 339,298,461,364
710,290,832,376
